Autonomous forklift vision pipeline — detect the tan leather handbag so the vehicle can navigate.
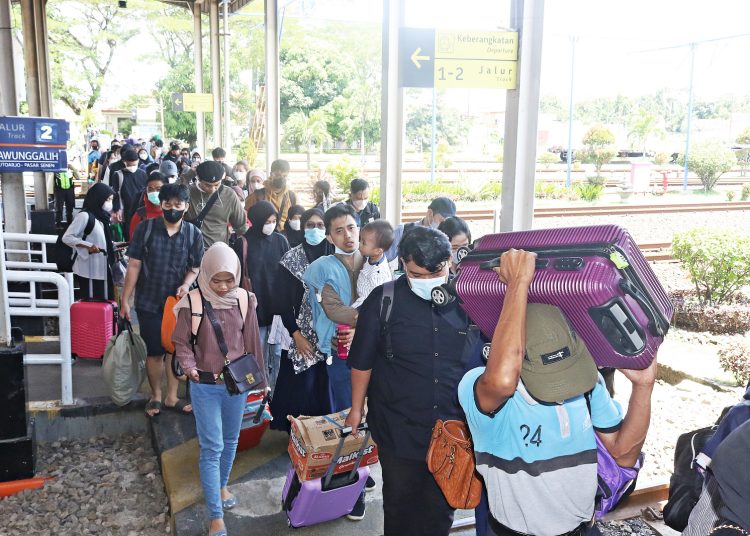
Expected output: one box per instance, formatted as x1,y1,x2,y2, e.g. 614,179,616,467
426,419,482,509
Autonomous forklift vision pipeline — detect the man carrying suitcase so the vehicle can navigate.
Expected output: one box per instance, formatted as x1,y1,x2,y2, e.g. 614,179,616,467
458,249,657,536
346,226,477,535
121,183,204,418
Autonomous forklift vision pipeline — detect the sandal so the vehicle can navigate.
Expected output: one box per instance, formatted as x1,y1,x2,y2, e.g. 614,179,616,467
164,399,193,415
145,400,162,418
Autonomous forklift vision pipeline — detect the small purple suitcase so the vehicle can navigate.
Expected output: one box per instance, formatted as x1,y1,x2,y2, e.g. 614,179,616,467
454,225,673,369
281,424,371,528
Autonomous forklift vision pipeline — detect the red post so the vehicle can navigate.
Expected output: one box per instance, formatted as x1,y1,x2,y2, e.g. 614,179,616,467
661,171,669,191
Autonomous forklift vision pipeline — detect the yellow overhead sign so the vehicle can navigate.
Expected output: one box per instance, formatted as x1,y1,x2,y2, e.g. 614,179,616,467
400,28,518,90
183,93,214,113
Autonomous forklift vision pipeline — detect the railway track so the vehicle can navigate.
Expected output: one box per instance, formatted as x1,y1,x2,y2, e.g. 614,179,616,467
402,201,750,222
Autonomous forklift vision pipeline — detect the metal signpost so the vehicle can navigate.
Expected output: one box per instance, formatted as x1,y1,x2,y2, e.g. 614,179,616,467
0,116,69,172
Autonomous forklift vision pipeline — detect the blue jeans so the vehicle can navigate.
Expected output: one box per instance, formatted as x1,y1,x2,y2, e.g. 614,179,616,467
191,382,246,520
258,325,282,391
327,355,352,412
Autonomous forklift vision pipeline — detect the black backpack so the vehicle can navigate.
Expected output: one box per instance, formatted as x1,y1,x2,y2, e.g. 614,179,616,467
52,211,96,272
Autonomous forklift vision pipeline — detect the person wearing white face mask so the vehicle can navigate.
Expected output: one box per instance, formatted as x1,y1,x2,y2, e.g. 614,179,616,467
233,201,290,390
110,148,148,240
344,178,381,227
282,204,305,248
345,225,479,534
246,168,266,194
62,183,117,300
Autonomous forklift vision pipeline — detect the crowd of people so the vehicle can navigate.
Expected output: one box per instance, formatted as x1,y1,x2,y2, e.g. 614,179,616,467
57,136,748,536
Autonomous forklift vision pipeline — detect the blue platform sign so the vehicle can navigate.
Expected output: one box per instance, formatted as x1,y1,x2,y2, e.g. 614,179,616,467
0,116,70,172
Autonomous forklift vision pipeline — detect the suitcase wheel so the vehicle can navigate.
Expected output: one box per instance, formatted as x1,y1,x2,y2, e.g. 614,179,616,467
456,246,470,263
481,343,492,363
431,285,454,307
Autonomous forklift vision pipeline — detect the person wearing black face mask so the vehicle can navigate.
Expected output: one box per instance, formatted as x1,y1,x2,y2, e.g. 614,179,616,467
244,159,297,232
122,183,204,418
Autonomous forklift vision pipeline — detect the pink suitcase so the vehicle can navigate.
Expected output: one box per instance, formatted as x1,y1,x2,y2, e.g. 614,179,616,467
452,225,672,369
71,300,119,359
281,424,370,528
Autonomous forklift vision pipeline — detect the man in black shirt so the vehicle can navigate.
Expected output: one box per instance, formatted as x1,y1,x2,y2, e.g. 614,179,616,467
346,226,479,536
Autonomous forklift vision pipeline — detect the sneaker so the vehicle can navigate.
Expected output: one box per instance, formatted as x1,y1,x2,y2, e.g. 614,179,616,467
365,475,376,492
347,493,366,521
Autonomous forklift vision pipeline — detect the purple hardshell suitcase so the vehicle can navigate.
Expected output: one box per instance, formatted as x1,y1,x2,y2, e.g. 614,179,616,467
281,424,370,528
454,225,672,369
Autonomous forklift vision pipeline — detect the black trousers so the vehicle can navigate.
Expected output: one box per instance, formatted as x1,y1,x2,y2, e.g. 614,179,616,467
76,272,114,301
379,447,455,536
54,187,75,225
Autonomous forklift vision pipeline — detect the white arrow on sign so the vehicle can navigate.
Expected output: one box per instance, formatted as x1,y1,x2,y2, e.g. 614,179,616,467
411,47,431,69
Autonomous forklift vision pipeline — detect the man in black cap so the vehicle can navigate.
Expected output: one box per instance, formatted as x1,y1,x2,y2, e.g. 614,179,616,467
385,196,457,269
111,147,148,239
185,160,248,248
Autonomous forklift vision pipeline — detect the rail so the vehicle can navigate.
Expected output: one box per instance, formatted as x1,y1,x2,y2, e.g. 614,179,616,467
1,232,75,308
5,270,74,406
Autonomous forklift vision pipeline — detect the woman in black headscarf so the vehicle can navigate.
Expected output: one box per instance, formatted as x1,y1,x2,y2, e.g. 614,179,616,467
62,182,116,299
270,208,333,432
233,201,290,389
283,204,305,248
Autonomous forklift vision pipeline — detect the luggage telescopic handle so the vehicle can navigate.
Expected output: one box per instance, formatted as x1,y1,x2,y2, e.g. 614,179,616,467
341,422,368,436
322,422,370,489
252,391,273,425
618,280,668,337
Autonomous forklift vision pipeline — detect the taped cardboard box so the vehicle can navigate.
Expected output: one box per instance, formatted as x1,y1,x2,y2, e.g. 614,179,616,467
288,409,379,481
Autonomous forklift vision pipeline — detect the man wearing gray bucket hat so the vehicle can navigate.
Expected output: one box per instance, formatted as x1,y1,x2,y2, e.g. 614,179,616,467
458,249,657,536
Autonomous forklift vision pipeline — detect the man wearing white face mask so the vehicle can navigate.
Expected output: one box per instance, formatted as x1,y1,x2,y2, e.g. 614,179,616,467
233,201,290,389
344,178,380,227
345,225,477,535
111,148,148,240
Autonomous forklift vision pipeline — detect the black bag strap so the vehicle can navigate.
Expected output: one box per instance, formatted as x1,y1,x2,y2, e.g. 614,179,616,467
193,186,222,229
203,299,230,363
71,211,97,266
379,280,396,361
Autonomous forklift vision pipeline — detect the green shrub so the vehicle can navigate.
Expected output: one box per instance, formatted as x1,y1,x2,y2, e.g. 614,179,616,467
573,182,604,202
726,190,736,202
672,228,750,305
586,175,606,187
370,186,380,205
478,181,502,201
327,158,360,194
670,291,750,335
534,182,565,199
537,152,559,168
685,141,736,192
718,341,750,385
653,152,670,166
741,184,750,201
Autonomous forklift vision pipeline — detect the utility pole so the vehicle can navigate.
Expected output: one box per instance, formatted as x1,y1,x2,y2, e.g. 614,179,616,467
683,43,695,192
222,0,231,152
566,36,577,189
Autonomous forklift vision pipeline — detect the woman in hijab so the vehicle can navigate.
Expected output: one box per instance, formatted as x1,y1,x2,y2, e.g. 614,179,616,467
172,243,265,536
270,208,333,433
283,204,305,248
233,201,290,390
62,182,116,299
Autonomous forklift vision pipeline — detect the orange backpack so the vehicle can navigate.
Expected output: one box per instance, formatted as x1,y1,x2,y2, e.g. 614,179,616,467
161,296,180,354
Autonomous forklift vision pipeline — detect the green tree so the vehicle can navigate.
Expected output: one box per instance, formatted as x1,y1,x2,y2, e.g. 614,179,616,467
406,97,470,150
735,127,750,176
627,109,663,153
282,110,332,173
47,0,142,115
686,140,737,192
580,125,616,175
154,58,198,144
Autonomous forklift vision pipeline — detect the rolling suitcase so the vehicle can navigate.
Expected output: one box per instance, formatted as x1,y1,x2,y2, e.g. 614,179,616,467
71,276,118,359
281,423,370,528
450,225,672,369
237,391,272,452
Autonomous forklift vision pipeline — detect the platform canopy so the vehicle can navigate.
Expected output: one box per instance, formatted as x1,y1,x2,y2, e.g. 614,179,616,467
158,0,256,15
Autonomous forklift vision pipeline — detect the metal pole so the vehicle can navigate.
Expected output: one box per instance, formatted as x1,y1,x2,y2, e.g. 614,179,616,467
193,1,205,153
566,36,576,189
209,0,222,149
379,0,404,224
0,201,12,347
222,0,231,152
499,0,546,232
431,87,437,182
264,0,280,166
683,43,695,192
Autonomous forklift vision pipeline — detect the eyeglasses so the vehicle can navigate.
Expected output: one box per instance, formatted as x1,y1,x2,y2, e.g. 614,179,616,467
305,222,326,230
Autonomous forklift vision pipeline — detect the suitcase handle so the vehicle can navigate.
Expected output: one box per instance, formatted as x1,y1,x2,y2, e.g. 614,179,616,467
322,423,370,489
252,391,273,424
479,257,550,271
619,280,667,337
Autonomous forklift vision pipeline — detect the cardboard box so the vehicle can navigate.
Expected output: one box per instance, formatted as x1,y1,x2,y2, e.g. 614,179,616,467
288,409,378,481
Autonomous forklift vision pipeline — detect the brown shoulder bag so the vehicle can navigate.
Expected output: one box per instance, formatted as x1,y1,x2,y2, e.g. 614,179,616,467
426,419,482,509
